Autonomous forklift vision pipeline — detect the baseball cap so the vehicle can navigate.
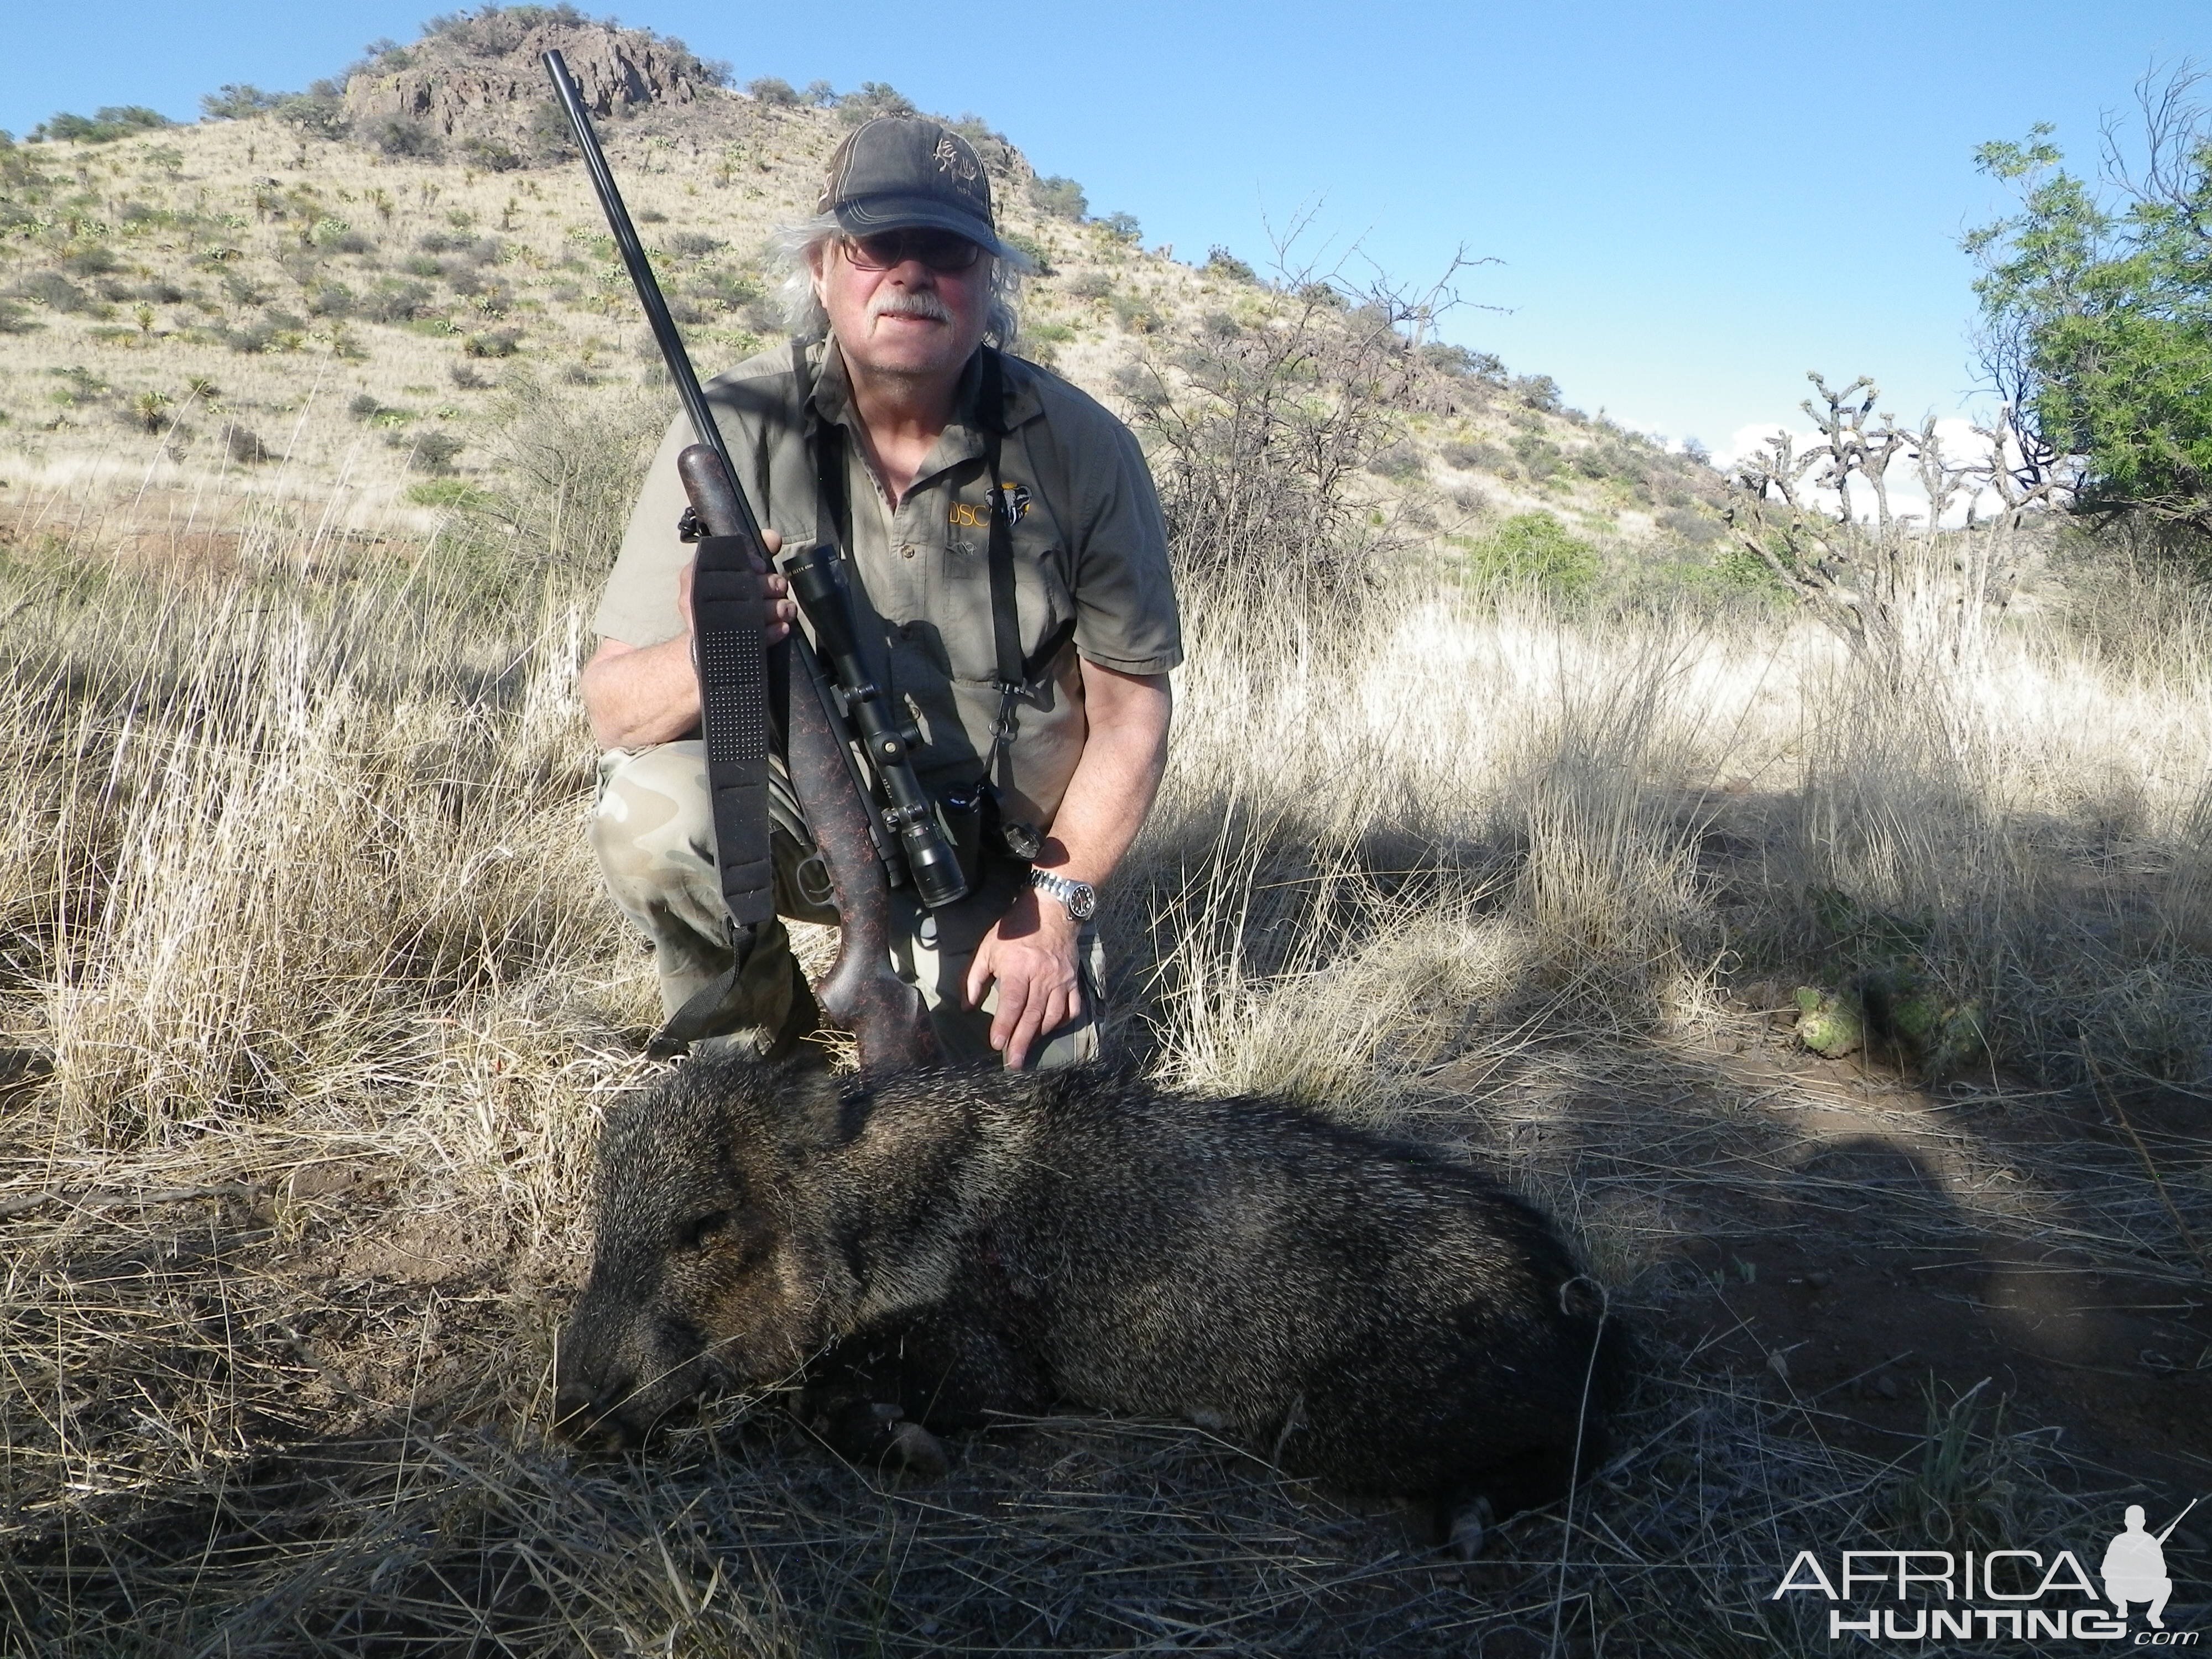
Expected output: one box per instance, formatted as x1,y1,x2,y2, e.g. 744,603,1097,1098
817,117,1006,256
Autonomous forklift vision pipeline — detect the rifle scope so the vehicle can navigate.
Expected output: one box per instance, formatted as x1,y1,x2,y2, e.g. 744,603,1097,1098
786,548,969,910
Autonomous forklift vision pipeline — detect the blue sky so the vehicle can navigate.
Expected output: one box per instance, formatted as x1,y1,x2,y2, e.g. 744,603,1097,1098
6,1,2204,452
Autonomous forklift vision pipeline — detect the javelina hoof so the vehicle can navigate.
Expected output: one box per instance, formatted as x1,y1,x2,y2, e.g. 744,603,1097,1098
887,1418,950,1477
1449,1495,1496,1561
816,1399,950,1476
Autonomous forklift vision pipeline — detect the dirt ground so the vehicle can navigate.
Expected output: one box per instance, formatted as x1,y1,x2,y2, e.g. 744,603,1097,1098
1650,994,2211,1492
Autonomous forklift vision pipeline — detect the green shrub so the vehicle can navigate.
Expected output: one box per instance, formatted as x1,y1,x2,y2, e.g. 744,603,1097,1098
1463,512,1601,597
837,82,916,124
1067,271,1114,301
1110,293,1161,334
15,272,92,313
200,85,283,121
1514,374,1564,413
1098,212,1141,244
1202,246,1256,283
363,280,433,324
460,137,524,172
1511,432,1564,479
1441,440,1509,472
273,84,346,139
1031,175,1088,221
1366,441,1425,481
745,77,800,106
373,119,440,160
1656,505,1720,547
32,107,173,144
403,430,464,473
64,243,121,276
1002,231,1052,274
1421,342,1504,379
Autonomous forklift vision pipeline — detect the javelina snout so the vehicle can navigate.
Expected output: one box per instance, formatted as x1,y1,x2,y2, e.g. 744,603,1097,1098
557,1057,1630,1541
554,1078,860,1446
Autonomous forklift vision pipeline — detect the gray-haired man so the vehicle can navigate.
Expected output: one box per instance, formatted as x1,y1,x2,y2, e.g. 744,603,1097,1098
581,117,1180,1070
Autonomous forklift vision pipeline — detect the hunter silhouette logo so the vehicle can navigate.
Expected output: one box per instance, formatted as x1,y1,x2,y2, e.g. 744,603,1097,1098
2105,1501,2196,1631
1770,1499,2201,1644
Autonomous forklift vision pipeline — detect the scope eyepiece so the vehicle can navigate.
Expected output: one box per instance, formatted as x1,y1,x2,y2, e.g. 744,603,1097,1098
904,822,970,910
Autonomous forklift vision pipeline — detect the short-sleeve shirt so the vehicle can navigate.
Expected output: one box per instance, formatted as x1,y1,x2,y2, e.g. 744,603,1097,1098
595,338,1181,830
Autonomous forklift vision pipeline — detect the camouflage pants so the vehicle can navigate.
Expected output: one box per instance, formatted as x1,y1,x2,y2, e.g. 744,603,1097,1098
590,742,1103,1068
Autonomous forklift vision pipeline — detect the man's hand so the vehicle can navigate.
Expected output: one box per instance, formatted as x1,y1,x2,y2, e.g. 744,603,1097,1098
676,529,796,641
965,886,1082,1070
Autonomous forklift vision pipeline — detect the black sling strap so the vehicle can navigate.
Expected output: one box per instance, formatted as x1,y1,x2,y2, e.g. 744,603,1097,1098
784,341,1076,852
977,348,1077,786
690,540,774,927
648,520,774,1056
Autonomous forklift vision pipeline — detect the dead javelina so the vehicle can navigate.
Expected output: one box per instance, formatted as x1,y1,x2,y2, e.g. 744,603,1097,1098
555,1057,1629,1551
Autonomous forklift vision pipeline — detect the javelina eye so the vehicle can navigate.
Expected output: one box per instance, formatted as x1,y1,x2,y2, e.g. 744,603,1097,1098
683,1210,734,1250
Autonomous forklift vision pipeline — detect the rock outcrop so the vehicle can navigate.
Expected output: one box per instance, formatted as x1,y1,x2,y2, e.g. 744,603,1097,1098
341,20,711,143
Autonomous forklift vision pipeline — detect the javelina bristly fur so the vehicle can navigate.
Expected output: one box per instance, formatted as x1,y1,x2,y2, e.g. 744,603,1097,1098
556,1057,1629,1545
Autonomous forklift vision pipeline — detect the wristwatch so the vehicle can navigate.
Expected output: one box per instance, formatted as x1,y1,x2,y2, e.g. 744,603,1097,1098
1030,868,1098,922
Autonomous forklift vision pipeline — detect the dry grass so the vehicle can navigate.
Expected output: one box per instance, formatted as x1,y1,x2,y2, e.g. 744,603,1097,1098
3,477,2208,1653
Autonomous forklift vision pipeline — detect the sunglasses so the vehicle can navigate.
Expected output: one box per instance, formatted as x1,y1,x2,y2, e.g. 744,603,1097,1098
841,229,986,273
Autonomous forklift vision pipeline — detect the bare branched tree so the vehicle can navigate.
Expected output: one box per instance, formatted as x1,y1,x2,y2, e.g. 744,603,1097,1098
1128,241,1475,601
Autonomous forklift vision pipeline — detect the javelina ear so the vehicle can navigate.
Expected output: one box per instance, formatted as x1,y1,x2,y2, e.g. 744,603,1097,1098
761,1065,870,1161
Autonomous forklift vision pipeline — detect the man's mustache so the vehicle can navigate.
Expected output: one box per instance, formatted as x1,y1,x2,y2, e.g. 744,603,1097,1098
871,291,952,323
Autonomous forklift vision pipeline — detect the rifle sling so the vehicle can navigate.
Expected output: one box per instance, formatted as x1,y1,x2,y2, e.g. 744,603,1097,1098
648,528,773,1055
689,538,775,928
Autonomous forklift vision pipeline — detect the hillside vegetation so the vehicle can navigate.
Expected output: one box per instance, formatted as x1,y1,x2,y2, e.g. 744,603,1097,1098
0,11,1728,595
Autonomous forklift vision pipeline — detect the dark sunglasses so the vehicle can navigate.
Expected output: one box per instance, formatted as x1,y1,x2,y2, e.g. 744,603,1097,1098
841,229,986,273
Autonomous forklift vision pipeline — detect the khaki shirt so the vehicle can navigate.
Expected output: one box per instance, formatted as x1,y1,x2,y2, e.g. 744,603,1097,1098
595,339,1181,830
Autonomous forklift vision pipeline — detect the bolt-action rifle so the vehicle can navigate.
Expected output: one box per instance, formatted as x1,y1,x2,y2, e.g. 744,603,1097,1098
542,49,956,1069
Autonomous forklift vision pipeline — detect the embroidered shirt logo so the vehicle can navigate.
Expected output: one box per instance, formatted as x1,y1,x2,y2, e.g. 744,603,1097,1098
950,483,1029,529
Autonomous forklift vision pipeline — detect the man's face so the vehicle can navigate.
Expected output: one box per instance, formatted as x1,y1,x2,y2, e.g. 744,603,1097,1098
812,229,993,385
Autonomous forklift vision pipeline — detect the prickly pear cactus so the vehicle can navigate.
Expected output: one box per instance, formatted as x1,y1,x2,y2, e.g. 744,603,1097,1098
1793,986,1863,1058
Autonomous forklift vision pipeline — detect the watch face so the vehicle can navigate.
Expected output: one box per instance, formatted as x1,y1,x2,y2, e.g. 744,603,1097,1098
1036,871,1097,921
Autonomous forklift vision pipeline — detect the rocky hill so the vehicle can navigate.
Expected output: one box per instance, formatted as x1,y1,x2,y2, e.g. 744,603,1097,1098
0,11,1729,580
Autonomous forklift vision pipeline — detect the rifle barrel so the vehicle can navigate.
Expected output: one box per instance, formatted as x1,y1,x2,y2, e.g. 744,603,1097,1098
540,49,752,534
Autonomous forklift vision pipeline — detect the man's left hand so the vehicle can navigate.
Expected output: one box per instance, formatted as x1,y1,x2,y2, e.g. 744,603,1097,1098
965,887,1082,1070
